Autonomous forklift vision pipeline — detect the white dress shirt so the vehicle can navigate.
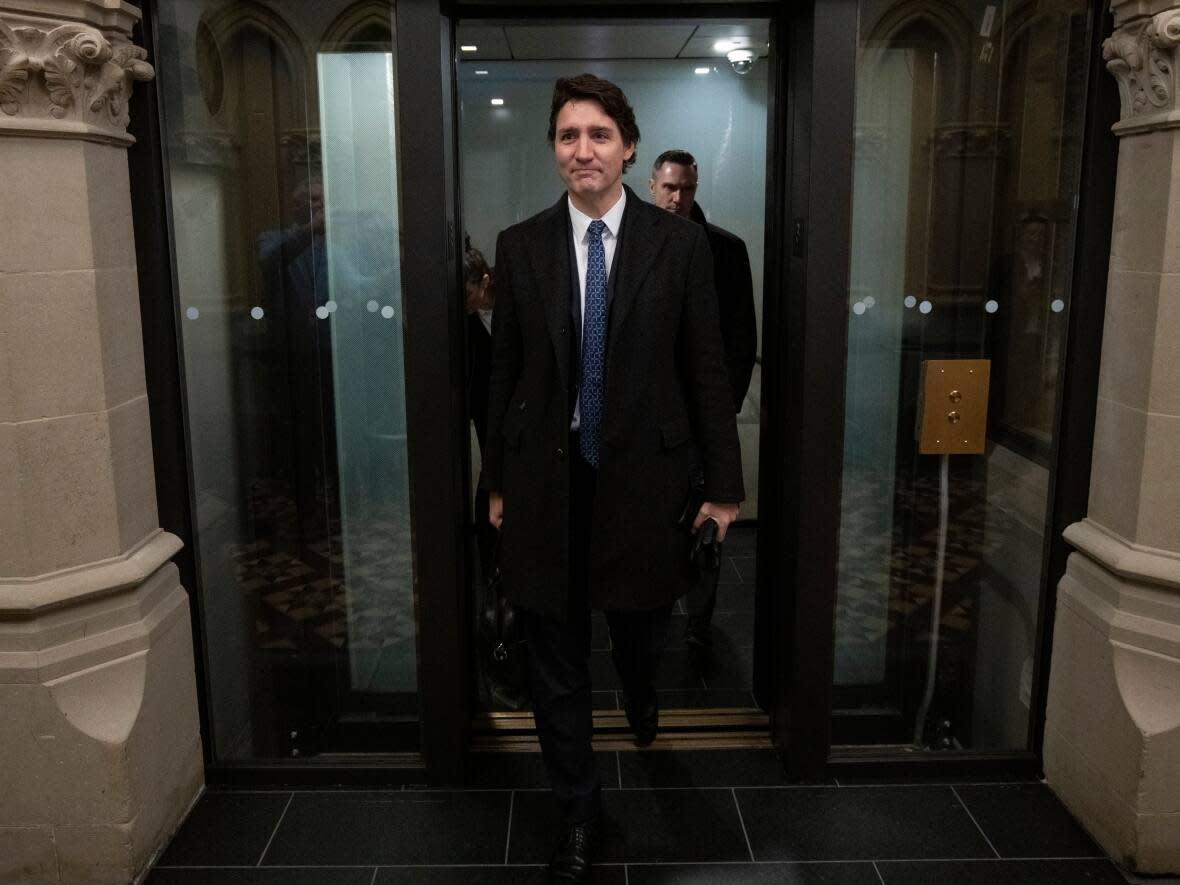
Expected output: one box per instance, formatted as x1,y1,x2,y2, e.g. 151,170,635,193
568,190,626,431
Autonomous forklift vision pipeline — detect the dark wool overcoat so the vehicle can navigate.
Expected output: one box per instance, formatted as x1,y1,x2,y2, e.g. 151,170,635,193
479,186,744,620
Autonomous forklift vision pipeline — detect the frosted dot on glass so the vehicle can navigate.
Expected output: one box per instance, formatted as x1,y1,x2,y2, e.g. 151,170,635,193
185,307,200,320
250,306,264,320
1051,299,1065,313
985,300,999,314
315,306,330,320
381,305,395,319
904,296,917,309
325,300,338,313
863,296,876,308
366,300,380,313
852,301,866,316
919,300,933,315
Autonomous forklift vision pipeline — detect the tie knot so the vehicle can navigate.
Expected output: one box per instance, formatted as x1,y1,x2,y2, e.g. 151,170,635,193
588,219,607,240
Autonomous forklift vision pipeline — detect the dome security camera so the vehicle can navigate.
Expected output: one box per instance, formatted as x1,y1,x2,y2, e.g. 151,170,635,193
726,48,756,75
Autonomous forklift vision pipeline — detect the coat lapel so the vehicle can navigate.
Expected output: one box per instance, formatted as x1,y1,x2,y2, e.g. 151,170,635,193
524,195,573,394
608,187,667,363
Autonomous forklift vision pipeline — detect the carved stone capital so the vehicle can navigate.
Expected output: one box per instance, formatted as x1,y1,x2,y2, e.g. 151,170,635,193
1104,7,1180,135
0,0,153,145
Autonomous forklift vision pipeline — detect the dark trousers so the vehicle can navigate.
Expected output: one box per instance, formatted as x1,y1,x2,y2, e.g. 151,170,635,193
520,441,672,825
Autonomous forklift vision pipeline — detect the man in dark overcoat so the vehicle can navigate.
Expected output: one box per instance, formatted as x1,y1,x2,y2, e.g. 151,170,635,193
480,74,744,884
648,149,758,666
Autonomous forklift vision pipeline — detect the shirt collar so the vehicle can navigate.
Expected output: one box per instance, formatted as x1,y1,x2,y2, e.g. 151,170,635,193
568,188,627,243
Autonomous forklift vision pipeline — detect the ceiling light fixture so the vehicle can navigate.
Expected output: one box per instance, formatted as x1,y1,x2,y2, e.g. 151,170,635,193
460,44,478,52
475,69,489,75
490,97,504,106
694,66,710,75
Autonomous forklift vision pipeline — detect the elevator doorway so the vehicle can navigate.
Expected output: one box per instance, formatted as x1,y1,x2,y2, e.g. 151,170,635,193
454,17,776,748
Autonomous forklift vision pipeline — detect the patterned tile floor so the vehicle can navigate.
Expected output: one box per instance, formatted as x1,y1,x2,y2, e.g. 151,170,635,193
145,750,1166,884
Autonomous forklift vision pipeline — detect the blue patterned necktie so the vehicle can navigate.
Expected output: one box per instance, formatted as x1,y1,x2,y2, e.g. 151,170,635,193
580,219,608,467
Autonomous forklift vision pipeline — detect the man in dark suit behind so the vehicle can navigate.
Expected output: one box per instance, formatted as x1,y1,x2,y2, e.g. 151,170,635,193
648,149,758,666
480,75,744,883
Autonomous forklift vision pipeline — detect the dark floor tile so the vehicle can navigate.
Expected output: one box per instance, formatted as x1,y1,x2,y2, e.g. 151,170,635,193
656,688,759,709
713,610,756,644
158,791,292,866
712,581,756,613
877,859,1128,884
375,866,626,884
618,749,787,788
723,525,757,553
954,784,1106,858
737,786,994,861
717,559,744,585
708,642,754,690
731,555,756,582
627,862,878,884
262,791,510,865
147,870,373,885
465,752,619,790
508,788,749,864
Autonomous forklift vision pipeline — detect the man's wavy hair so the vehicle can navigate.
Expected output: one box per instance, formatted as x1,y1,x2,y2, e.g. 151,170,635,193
546,73,641,173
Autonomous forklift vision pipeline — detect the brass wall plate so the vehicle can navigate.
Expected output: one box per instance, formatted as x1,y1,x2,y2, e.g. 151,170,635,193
917,359,991,455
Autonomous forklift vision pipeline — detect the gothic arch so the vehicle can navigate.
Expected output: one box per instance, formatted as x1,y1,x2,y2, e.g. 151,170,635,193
321,1,394,50
861,0,973,58
200,0,308,96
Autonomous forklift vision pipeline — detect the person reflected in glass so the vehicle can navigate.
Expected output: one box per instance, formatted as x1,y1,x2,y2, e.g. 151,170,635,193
649,150,757,672
257,174,339,548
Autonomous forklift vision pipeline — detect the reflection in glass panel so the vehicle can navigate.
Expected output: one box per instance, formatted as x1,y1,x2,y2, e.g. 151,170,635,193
834,1,1092,750
156,0,416,760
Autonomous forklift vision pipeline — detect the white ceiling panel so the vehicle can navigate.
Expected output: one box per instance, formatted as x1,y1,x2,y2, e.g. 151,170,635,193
693,22,771,41
678,35,770,59
505,24,696,60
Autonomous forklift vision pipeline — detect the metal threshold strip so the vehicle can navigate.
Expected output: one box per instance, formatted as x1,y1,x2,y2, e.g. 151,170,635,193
472,706,772,751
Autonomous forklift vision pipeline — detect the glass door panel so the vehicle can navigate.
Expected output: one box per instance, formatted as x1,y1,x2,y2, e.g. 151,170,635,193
833,0,1093,750
156,0,417,760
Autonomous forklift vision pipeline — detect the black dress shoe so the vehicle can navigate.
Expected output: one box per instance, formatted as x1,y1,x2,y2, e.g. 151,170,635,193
549,820,598,884
624,699,659,747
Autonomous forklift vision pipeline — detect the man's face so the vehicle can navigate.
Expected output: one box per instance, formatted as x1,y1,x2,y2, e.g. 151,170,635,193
649,162,698,217
553,99,635,210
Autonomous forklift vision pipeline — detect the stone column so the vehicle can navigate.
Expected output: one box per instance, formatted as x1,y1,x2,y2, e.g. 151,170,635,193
1043,1,1180,875
0,2,203,883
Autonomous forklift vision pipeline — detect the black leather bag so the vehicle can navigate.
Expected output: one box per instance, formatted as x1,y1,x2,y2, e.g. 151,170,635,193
477,556,530,710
